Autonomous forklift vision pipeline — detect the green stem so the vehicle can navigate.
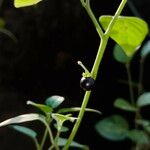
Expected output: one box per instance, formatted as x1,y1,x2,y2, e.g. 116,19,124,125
54,131,61,144
43,121,60,150
34,138,41,150
80,0,104,38
40,128,48,149
105,0,127,36
126,63,135,105
62,0,127,149
62,91,91,150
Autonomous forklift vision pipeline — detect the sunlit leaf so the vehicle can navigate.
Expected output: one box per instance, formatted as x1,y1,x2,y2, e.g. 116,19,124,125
0,113,45,127
52,113,77,131
11,125,37,139
14,0,42,8
127,130,149,144
58,107,101,115
99,16,148,56
137,92,150,107
56,137,89,150
95,115,129,141
27,101,52,114
113,44,131,63
45,96,64,109
114,98,137,112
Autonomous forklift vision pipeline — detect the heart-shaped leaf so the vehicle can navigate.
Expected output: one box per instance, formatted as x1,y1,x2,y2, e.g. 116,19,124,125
14,0,42,8
114,98,137,112
126,130,149,144
45,96,64,109
137,92,150,107
99,16,149,56
95,115,129,141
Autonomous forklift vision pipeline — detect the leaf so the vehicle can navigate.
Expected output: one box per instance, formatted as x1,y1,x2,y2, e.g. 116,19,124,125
127,130,149,144
113,44,132,63
58,107,101,115
56,137,89,150
141,40,150,57
136,119,150,132
137,92,150,107
136,119,150,127
14,0,42,8
95,115,129,141
54,123,69,132
11,125,37,139
27,101,52,114
52,113,77,131
45,95,64,109
114,98,137,112
99,16,149,56
0,113,45,127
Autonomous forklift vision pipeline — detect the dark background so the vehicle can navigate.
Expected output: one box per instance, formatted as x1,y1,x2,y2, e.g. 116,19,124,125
0,0,150,149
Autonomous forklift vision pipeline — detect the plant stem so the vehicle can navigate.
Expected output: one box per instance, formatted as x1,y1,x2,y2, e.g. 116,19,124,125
80,0,104,38
40,128,48,149
63,0,127,149
54,130,61,144
62,91,91,150
126,63,135,105
105,0,127,36
34,138,41,150
43,121,60,150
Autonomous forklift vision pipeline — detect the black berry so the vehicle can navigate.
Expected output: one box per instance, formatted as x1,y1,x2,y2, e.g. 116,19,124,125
80,77,95,91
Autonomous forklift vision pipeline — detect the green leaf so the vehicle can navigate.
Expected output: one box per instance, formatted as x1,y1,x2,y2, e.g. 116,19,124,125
45,95,64,109
11,125,37,139
14,0,42,8
95,115,129,141
113,44,132,63
56,137,89,150
127,130,149,144
137,92,150,107
52,113,77,131
141,40,150,57
99,16,149,56
58,107,101,115
0,113,45,127
114,98,137,112
136,119,150,127
27,101,52,114
54,123,69,132
136,119,150,132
